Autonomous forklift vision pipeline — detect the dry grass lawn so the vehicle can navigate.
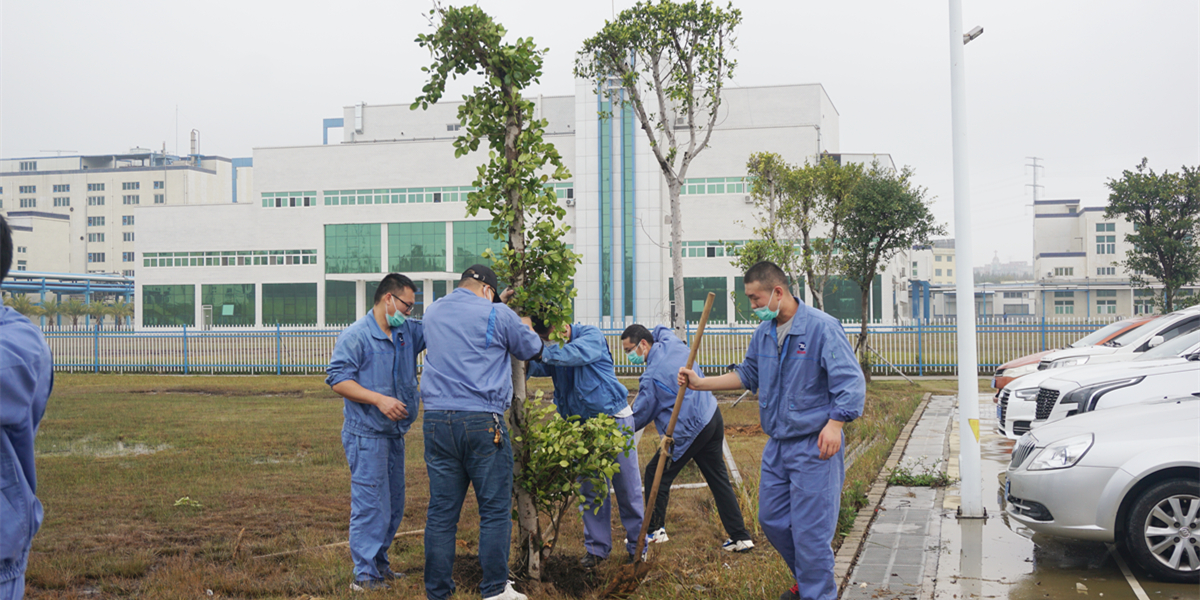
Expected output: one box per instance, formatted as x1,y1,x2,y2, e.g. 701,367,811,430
25,374,960,599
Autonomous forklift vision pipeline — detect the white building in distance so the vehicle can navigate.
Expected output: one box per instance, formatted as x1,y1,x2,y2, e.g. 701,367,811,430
131,83,899,329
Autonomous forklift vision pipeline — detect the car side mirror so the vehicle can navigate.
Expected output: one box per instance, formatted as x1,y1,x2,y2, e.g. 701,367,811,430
1147,335,1165,348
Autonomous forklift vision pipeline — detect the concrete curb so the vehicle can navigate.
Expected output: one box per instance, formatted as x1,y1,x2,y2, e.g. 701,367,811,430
833,392,933,597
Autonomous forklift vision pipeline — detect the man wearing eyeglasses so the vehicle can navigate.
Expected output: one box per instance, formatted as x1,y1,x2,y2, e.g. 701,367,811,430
326,273,424,592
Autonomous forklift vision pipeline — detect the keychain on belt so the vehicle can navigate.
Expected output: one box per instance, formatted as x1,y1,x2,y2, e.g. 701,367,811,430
492,413,502,446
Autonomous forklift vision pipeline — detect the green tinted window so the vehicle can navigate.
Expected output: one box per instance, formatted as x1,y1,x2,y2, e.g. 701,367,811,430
452,221,504,272
389,222,446,272
669,277,728,322
325,224,381,274
201,284,255,327
142,285,195,327
325,280,357,325
262,283,317,325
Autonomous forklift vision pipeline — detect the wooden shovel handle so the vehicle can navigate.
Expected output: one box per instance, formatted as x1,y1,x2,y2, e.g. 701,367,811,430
632,292,715,562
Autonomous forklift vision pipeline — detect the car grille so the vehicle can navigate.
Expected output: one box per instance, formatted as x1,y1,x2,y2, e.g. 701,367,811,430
1010,435,1037,469
1035,388,1060,420
1013,421,1031,435
999,388,1010,426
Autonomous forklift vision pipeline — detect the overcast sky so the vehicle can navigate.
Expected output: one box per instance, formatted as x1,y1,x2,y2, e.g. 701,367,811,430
2,0,1196,267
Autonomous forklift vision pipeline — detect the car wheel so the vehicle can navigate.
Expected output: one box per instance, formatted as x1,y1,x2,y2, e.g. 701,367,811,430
1124,478,1200,583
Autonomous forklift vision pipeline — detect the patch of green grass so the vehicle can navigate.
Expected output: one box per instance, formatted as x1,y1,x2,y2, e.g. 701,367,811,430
887,458,957,488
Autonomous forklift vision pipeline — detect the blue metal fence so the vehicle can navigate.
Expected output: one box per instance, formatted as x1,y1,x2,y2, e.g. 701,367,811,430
44,317,1119,376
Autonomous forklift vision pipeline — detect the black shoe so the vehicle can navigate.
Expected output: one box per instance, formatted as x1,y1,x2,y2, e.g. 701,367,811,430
779,584,799,600
579,553,604,569
377,566,404,580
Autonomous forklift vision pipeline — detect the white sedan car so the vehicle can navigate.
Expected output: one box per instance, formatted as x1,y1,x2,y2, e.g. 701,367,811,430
1005,396,1200,582
1037,307,1200,370
1032,331,1200,425
996,330,1200,439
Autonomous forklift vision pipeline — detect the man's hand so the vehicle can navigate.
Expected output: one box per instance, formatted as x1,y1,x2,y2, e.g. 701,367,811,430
501,287,516,304
375,395,408,422
818,420,844,460
677,367,700,390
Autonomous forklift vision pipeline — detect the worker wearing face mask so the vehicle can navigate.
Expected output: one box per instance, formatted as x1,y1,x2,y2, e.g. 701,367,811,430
677,261,865,600
619,324,754,554
420,265,544,600
326,273,425,592
527,316,644,568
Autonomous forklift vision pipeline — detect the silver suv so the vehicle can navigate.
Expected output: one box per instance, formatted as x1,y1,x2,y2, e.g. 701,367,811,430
1005,396,1200,582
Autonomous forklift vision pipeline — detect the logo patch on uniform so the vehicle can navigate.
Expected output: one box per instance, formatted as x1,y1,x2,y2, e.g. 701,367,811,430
796,342,807,354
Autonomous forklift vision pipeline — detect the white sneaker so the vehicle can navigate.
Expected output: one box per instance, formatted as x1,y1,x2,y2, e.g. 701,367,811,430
722,538,755,552
483,580,528,600
649,527,670,543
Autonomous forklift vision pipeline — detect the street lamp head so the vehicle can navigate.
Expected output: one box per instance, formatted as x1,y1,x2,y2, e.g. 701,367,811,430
964,26,984,44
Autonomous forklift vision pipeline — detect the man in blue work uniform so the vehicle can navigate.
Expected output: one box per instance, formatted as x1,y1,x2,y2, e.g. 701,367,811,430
679,261,865,600
0,215,53,600
620,324,754,553
421,265,544,600
528,317,644,568
326,273,424,592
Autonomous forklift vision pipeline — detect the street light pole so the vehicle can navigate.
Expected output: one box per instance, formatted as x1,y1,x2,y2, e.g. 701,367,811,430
948,0,984,518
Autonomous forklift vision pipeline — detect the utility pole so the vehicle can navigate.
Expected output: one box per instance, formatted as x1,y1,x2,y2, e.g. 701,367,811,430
948,0,984,519
1025,157,1043,265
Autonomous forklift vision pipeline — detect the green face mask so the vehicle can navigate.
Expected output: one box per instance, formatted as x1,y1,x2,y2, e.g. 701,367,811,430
753,289,780,322
386,297,406,328
627,349,645,365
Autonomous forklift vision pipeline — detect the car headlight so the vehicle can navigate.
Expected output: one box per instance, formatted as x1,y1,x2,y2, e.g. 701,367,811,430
1003,364,1040,379
1013,387,1039,400
1050,356,1089,369
1058,377,1145,415
1027,434,1093,471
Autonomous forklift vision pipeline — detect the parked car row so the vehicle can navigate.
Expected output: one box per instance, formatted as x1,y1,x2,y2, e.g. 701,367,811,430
990,307,1200,583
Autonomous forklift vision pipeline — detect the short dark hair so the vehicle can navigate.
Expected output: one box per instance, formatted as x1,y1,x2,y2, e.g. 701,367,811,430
744,261,788,291
374,273,416,304
531,315,552,337
0,215,11,284
620,324,653,348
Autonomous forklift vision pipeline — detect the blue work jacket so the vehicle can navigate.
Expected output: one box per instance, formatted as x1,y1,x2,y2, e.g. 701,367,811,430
630,326,717,460
528,324,629,420
0,306,52,584
734,298,865,441
326,312,426,437
421,287,544,414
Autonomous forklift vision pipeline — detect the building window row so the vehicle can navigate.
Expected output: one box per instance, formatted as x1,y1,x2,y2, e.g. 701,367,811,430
1096,222,1115,232
122,182,140,190
154,181,164,189
263,191,317,208
88,216,105,226
53,184,70,193
87,252,105,263
16,260,26,271
322,186,473,207
17,246,27,253
122,215,135,226
88,183,105,191
1096,235,1115,254
681,240,744,258
154,194,165,204
123,232,135,242
88,233,105,242
19,161,37,172
143,249,318,268
1054,267,1074,276
18,185,35,194
88,196,105,206
1097,300,1116,314
1054,300,1074,315
123,252,135,262
54,197,70,207
19,198,36,208
681,176,747,196
123,195,140,205
1097,266,1115,276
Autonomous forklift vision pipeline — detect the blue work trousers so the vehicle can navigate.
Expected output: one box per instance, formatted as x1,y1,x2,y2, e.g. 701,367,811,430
0,574,24,600
759,433,844,600
422,411,513,600
579,415,644,558
342,431,407,583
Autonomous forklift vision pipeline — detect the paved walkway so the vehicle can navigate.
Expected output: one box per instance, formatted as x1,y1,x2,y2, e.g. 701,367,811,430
842,395,955,600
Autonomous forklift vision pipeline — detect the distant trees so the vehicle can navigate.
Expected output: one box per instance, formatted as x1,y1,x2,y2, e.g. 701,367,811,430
1104,159,1200,312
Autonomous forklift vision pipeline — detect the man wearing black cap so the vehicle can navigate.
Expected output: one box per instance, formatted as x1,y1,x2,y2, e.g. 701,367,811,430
420,264,544,600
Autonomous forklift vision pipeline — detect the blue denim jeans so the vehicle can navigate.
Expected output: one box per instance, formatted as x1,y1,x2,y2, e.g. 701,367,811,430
342,431,406,582
422,411,513,600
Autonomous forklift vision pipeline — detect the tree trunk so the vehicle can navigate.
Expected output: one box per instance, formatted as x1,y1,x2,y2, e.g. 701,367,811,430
856,287,872,383
669,179,686,339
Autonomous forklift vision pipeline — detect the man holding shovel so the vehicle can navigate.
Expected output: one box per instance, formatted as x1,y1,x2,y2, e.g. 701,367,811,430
678,261,865,600
326,273,424,592
619,324,754,553
527,317,644,568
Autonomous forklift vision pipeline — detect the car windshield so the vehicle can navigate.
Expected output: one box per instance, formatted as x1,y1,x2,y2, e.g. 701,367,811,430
1135,329,1200,361
1070,319,1145,348
1103,319,1157,347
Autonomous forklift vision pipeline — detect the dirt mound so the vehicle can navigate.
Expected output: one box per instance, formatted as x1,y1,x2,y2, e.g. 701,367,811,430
451,553,603,598
725,424,764,436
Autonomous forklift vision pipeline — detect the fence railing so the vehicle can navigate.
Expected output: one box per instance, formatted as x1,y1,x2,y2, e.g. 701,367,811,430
44,317,1123,376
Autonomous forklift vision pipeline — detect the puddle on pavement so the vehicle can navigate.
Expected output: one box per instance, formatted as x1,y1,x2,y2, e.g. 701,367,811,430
36,437,170,458
933,395,1199,600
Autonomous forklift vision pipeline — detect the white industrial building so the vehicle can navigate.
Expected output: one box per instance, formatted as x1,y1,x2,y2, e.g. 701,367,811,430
0,149,250,278
130,83,901,329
